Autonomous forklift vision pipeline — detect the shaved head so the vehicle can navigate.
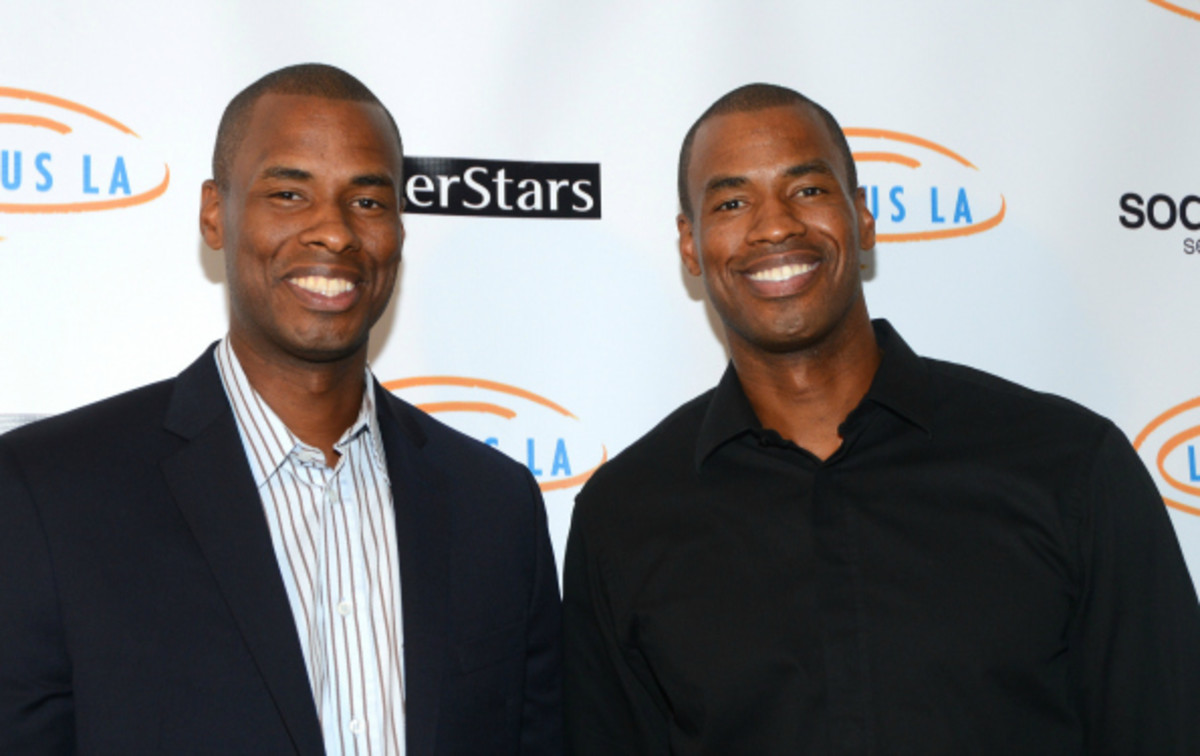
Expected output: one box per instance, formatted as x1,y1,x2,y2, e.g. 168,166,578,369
211,63,403,192
678,83,856,219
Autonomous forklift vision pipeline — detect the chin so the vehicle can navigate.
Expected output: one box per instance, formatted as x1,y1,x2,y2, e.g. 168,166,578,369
729,317,839,356
282,333,370,365
753,335,822,355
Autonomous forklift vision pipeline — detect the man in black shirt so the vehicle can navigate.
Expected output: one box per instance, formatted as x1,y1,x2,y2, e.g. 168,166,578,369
562,83,1200,754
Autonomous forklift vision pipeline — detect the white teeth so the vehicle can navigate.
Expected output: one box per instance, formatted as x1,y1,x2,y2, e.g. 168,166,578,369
291,276,355,297
747,262,818,283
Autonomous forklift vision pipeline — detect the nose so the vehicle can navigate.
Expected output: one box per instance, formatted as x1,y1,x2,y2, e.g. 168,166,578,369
748,194,806,246
299,200,359,254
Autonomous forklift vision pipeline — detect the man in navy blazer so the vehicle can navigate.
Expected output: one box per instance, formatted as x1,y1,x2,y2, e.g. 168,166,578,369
0,64,562,754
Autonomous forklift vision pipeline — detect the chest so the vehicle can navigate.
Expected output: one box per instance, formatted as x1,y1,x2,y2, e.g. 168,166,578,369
608,445,1080,732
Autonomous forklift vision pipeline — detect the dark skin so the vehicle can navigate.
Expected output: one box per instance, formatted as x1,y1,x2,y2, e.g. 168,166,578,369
200,94,405,466
678,105,879,460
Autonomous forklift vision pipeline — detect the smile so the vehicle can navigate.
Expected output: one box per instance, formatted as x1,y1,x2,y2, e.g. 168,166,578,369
746,261,818,283
289,275,357,298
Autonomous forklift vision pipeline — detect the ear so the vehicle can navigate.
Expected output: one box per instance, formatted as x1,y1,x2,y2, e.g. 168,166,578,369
199,180,225,250
854,186,876,250
677,212,702,276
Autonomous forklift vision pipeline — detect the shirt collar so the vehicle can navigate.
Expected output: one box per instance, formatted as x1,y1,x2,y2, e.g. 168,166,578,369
694,319,934,469
356,376,388,471
214,336,386,487
862,319,934,436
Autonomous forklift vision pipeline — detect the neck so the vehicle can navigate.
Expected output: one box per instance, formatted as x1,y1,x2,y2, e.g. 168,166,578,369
730,312,880,461
230,335,368,467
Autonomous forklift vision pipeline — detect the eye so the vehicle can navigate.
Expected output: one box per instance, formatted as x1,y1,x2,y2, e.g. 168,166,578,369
271,190,302,201
353,197,385,210
715,198,744,212
796,185,825,198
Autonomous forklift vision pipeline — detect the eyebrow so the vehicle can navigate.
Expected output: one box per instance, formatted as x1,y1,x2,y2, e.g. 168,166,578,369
704,175,747,196
258,166,395,189
785,160,837,179
260,165,313,182
351,173,395,189
703,160,838,198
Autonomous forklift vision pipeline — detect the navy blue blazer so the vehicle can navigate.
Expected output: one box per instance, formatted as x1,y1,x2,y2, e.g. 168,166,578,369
0,346,563,754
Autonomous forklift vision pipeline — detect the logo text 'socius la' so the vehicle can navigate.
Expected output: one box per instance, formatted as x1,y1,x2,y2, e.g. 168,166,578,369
384,376,607,493
847,128,1004,243
0,87,169,218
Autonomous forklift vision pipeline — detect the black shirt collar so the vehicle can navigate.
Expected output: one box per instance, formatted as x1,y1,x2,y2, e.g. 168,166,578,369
695,319,934,469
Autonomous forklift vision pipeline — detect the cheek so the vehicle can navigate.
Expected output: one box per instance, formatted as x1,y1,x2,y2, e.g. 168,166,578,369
375,256,400,293
698,229,738,275
361,223,402,260
825,207,862,242
227,230,288,299
236,204,294,255
230,244,272,287
369,248,401,288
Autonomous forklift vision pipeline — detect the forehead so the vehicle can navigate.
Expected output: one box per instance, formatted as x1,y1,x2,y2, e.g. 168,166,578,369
232,93,401,176
688,104,845,189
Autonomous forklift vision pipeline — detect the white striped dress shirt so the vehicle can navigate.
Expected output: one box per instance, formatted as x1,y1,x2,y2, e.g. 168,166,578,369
215,338,406,756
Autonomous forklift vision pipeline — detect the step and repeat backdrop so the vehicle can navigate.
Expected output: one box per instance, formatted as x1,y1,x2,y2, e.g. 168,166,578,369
2,0,1199,587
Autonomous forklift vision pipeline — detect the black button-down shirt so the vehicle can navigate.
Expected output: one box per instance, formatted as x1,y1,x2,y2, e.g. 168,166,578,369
564,321,1200,755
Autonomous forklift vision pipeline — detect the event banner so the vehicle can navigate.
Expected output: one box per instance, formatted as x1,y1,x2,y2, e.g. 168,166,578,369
1,1,1198,587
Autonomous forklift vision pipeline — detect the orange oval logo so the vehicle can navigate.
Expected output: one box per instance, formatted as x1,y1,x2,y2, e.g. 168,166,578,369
384,376,607,492
846,128,1005,243
0,87,170,225
1148,0,1200,21
1134,397,1200,516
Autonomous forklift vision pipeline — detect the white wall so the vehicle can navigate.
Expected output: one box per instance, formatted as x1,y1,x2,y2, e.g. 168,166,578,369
3,0,1199,584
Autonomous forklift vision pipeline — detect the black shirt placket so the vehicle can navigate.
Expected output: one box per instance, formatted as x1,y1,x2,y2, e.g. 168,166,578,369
804,408,879,755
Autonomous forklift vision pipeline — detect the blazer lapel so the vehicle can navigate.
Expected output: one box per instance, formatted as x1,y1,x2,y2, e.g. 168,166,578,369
160,348,325,756
377,386,449,756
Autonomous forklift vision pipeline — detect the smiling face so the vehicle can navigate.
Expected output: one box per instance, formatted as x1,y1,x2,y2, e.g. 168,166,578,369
678,104,875,361
200,93,404,369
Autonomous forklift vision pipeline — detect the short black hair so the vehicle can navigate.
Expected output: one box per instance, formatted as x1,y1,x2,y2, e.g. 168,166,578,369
211,63,403,191
677,83,856,219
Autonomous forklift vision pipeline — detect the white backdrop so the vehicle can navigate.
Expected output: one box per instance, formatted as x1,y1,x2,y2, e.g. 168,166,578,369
2,0,1199,588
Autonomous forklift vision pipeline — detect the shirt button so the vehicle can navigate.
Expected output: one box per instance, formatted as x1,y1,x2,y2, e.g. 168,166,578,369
327,488,340,505
349,718,364,735
337,600,353,616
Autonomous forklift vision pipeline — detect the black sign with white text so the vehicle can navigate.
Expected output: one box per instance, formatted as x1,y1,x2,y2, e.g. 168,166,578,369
402,156,600,219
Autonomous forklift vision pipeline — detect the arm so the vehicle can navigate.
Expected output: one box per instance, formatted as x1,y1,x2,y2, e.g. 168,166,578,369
1068,423,1200,754
519,471,564,755
0,441,75,754
563,496,670,756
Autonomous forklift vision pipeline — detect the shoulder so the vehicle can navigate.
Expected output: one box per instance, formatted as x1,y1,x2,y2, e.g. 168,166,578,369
0,377,186,514
916,356,1138,516
1,345,225,467
1,378,177,464
572,388,714,528
588,389,711,490
923,356,1113,438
